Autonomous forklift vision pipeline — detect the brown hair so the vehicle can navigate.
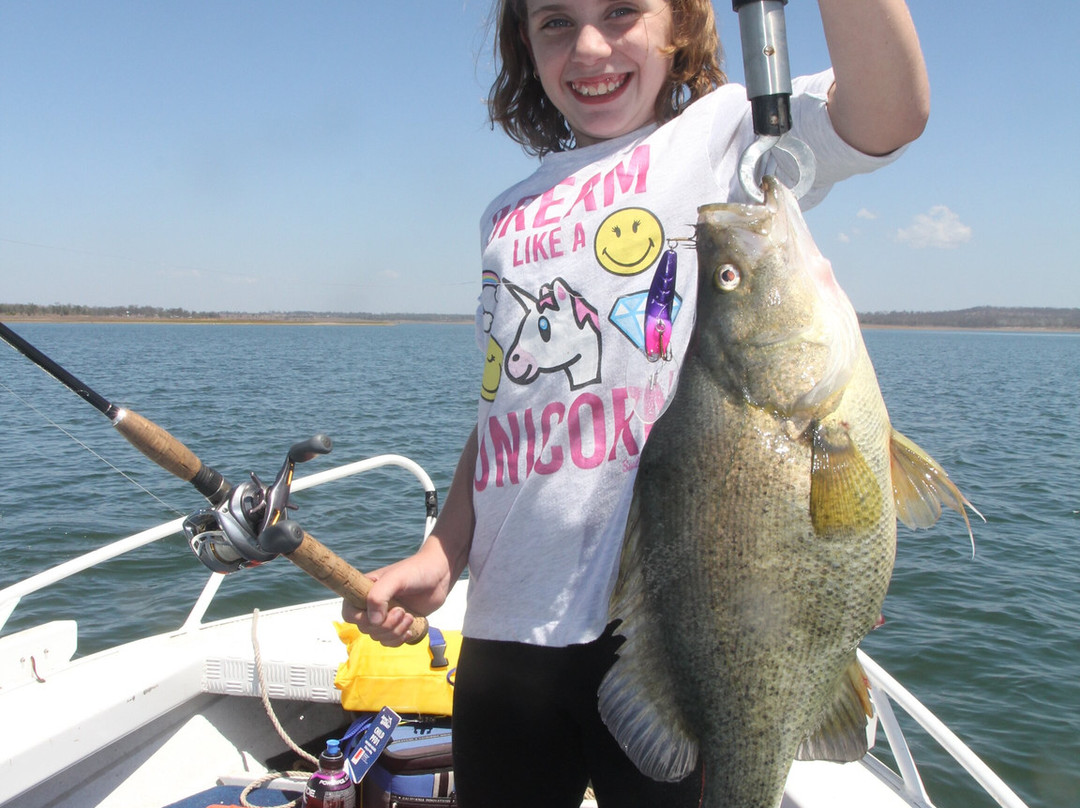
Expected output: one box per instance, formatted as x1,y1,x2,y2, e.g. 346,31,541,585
488,0,726,156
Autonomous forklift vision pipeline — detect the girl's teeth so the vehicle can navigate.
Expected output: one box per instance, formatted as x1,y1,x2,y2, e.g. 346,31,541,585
573,76,626,97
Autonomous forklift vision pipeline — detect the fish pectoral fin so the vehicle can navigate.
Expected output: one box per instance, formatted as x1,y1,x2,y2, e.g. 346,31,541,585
796,656,873,763
600,499,699,782
890,429,984,555
809,421,884,538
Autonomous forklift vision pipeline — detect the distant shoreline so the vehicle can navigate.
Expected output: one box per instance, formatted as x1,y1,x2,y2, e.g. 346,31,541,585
1,315,473,326
3,306,1079,332
858,323,1079,333
2,316,1077,333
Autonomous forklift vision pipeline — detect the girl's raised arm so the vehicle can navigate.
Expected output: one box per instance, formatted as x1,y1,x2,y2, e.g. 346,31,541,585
819,0,930,155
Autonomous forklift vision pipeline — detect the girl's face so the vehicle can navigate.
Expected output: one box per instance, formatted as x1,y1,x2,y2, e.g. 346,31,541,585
523,1,673,147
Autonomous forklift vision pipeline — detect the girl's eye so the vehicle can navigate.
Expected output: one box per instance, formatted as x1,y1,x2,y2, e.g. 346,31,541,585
607,5,642,24
539,16,573,31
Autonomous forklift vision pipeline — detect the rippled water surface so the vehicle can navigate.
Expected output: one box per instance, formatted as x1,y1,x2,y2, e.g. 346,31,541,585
1,324,1076,808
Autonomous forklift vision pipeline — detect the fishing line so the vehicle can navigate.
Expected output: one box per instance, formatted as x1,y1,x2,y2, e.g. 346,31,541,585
0,378,184,517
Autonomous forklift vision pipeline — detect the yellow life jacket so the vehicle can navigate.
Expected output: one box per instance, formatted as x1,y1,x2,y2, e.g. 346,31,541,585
334,622,461,716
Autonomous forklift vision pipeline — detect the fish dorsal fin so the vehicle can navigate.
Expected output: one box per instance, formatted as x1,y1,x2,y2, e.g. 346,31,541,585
890,429,984,555
599,496,699,782
796,656,874,762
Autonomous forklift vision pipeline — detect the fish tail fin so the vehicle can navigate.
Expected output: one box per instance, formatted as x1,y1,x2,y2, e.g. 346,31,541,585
796,656,874,763
890,429,984,557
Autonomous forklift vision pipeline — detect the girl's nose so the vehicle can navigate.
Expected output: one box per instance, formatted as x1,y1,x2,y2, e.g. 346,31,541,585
571,24,612,64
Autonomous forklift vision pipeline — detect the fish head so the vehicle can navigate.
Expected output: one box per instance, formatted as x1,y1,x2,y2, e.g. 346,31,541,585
695,176,862,418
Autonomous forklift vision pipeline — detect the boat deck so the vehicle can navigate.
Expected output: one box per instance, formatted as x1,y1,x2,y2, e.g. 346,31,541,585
0,587,918,808
0,456,1030,808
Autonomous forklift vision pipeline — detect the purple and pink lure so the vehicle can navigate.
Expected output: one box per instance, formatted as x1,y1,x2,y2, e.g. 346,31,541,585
644,248,677,361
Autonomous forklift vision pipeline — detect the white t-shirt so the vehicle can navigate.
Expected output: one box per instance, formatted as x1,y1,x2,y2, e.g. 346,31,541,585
466,70,900,646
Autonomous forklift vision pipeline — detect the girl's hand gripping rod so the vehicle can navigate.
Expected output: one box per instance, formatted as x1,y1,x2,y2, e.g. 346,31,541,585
259,519,430,646
0,321,428,644
732,0,816,201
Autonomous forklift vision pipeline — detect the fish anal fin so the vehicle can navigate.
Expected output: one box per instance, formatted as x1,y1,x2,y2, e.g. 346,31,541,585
601,496,699,782
809,421,884,538
796,657,873,763
890,429,984,555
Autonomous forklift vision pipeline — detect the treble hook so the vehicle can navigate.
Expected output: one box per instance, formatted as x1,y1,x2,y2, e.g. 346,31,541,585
733,0,816,202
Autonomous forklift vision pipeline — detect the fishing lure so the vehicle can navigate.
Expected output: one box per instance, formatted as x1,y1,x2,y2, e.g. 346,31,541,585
643,246,677,362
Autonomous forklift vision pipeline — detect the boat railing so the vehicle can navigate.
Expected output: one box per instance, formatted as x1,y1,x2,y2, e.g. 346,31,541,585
858,650,1030,808
0,454,438,633
0,455,1031,808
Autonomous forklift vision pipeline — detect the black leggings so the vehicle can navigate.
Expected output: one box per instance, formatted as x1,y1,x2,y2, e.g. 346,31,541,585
451,627,703,808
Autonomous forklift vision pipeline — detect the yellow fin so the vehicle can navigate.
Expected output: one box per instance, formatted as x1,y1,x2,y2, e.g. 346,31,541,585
810,422,884,538
890,429,984,556
796,656,874,763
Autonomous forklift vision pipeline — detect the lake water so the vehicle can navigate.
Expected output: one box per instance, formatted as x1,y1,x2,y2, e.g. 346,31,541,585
1,323,1077,808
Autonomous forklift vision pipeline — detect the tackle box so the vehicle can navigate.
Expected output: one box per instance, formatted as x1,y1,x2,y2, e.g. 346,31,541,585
360,718,456,807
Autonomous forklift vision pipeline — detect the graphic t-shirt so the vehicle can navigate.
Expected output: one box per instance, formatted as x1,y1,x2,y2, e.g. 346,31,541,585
467,71,900,646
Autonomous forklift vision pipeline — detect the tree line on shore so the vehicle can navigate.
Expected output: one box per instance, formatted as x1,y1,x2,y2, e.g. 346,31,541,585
857,306,1080,330
2,303,1079,330
0,303,471,324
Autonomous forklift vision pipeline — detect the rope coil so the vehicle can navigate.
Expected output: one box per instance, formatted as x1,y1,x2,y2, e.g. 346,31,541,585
247,608,320,808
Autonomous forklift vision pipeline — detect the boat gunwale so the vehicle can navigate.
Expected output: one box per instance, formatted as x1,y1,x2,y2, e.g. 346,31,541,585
0,454,1031,808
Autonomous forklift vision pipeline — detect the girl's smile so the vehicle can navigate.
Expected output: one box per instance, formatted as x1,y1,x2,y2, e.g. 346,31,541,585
524,0,673,147
569,72,629,99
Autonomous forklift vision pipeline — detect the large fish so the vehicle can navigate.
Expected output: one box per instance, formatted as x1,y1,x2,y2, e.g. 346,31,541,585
599,176,976,808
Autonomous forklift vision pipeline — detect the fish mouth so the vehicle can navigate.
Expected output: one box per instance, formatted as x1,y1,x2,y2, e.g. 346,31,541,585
569,73,630,99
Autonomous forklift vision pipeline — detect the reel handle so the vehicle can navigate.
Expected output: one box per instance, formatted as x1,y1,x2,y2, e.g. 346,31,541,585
261,521,429,645
288,434,333,463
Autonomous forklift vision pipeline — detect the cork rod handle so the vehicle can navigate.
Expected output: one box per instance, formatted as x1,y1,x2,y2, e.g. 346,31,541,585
261,521,429,645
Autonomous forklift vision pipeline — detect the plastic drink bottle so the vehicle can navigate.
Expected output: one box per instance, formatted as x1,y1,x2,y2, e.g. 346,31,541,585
302,738,356,808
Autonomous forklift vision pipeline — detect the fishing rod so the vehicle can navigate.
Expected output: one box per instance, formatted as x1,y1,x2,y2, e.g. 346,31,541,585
0,320,231,504
0,321,429,644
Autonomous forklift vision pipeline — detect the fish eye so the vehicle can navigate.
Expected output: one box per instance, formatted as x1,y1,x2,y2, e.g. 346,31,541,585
714,263,740,291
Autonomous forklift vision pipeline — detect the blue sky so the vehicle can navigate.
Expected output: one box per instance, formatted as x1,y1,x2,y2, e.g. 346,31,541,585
2,1,1076,315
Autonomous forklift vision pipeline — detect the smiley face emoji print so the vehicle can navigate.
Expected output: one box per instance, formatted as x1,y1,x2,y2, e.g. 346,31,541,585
594,208,664,276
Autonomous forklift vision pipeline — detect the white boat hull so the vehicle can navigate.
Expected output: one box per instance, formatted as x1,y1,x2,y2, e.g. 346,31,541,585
0,457,1029,808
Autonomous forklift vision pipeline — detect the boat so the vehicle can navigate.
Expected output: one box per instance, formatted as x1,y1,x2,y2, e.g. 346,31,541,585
0,452,1032,808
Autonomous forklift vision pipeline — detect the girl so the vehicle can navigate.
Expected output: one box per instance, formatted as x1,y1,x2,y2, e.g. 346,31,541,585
346,2,929,806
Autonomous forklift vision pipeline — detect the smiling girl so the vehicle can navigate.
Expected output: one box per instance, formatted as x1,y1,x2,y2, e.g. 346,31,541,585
345,2,929,806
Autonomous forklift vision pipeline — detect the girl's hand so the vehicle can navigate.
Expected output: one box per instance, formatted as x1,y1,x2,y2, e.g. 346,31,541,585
341,551,450,647
343,426,478,647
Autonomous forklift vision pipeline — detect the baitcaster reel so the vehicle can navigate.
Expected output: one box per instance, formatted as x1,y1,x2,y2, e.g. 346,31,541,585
183,434,332,573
